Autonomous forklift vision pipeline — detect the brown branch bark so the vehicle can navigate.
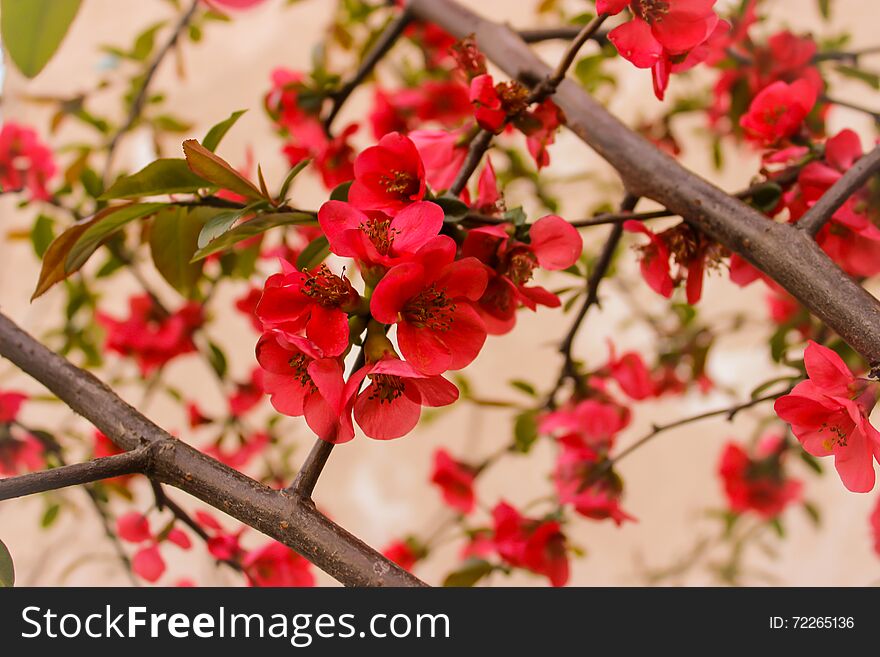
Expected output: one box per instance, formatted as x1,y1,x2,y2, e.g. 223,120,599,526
798,144,880,236
0,312,425,587
410,0,880,367
0,448,150,501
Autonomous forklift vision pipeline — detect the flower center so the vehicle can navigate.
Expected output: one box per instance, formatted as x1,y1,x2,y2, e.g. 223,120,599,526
301,265,353,308
367,374,406,404
380,169,420,200
497,81,530,117
402,284,456,330
632,0,670,23
506,251,538,286
360,215,398,255
287,353,316,390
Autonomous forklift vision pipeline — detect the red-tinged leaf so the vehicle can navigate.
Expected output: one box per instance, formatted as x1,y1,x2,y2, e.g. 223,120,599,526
182,139,265,201
32,215,100,300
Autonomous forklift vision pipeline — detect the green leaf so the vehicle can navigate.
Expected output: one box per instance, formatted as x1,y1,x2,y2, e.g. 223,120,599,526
197,209,246,249
748,182,782,213
803,501,821,526
206,341,228,378
329,180,353,202
443,558,493,587
202,109,247,152
192,212,314,261
149,207,216,298
434,195,469,223
296,235,330,270
817,0,831,19
1,0,81,78
278,159,312,201
509,380,537,397
65,203,165,273
513,409,539,453
799,449,824,474
835,65,880,90
183,139,266,201
0,538,13,587
41,503,61,528
101,159,212,200
30,214,55,258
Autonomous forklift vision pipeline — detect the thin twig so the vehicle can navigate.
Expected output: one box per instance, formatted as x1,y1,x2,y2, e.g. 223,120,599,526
448,13,608,197
821,94,880,123
103,0,200,184
544,194,638,407
0,448,151,501
611,388,793,468
519,26,608,45
288,348,367,499
797,144,880,236
323,3,414,133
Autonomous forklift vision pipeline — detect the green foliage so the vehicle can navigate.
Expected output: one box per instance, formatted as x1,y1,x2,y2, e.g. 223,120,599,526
0,538,13,587
192,212,314,261
149,206,218,298
202,110,247,152
183,140,267,201
443,558,493,587
296,235,331,270
1,0,82,78
101,159,212,200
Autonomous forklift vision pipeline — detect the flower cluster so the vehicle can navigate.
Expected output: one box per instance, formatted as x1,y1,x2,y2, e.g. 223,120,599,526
98,295,203,375
117,512,192,583
253,131,580,442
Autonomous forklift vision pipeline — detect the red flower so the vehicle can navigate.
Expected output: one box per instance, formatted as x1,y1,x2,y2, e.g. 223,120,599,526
235,286,264,332
430,449,476,514
369,82,471,139
97,295,202,376
554,434,635,526
409,129,469,191
0,391,27,423
207,0,268,9
539,398,631,450
606,343,655,401
718,434,802,519
775,341,880,492
603,0,722,100
242,542,315,587
318,200,444,270
740,79,817,145
463,215,582,335
228,368,264,417
348,132,426,214
117,512,152,543
204,432,270,470
256,260,359,358
522,99,565,169
382,539,422,571
132,545,165,583
370,237,488,375
349,357,459,440
256,331,357,443
469,74,508,133
625,221,714,304
0,122,56,201
491,502,569,587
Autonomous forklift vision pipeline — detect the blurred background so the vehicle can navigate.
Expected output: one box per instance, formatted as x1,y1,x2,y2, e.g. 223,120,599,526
1,0,879,586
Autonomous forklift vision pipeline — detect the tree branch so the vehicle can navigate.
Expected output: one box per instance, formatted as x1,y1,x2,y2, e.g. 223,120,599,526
0,449,151,501
410,0,880,367
323,3,414,133
797,144,880,236
0,312,425,587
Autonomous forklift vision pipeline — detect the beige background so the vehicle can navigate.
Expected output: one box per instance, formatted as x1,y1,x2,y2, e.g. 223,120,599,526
1,0,880,586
